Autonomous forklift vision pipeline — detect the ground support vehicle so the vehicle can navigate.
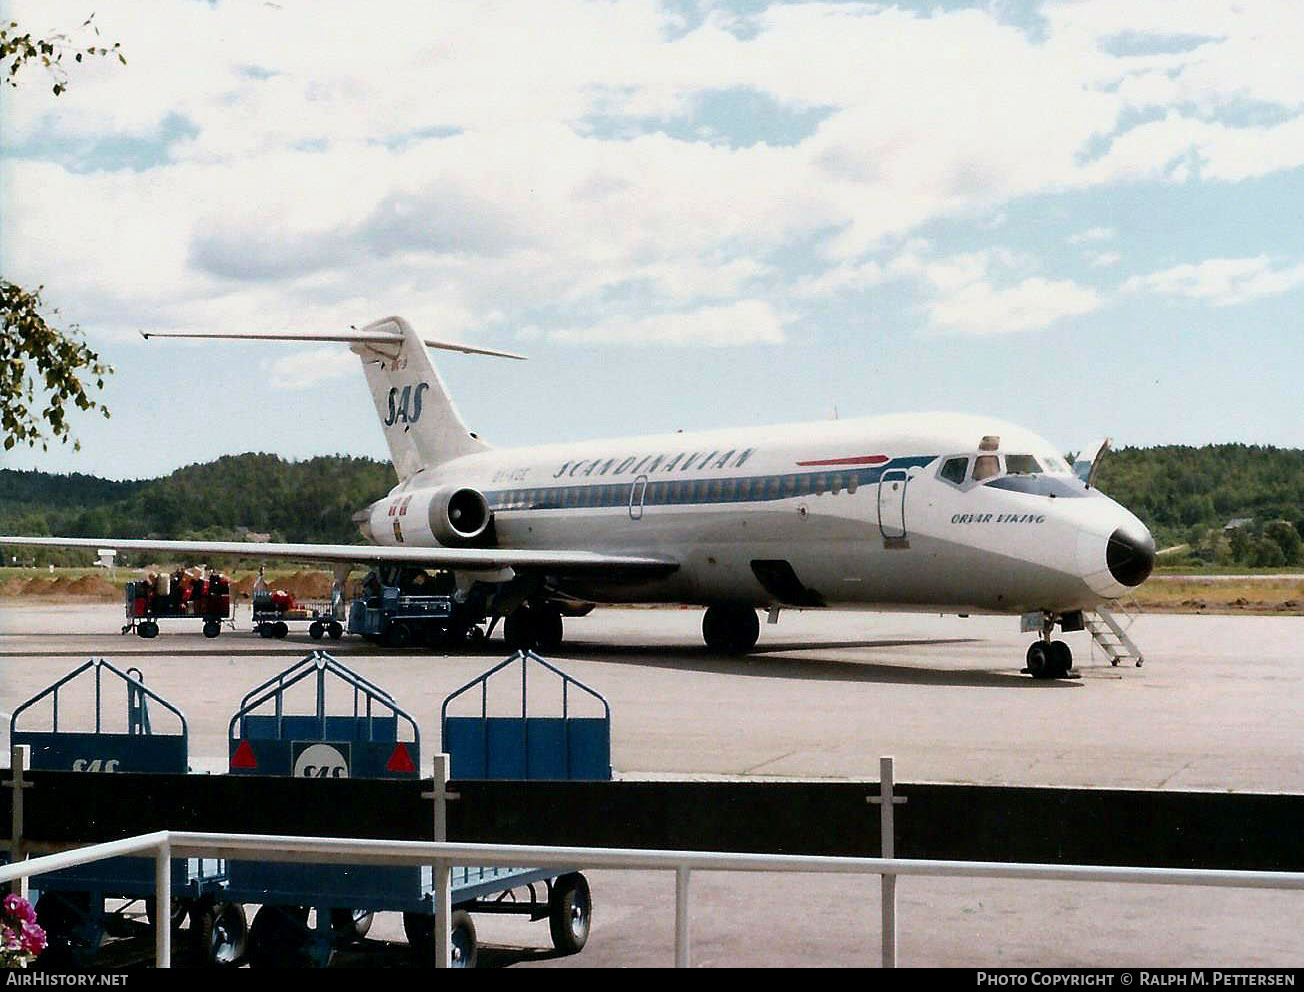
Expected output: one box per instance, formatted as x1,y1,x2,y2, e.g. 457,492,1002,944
221,649,606,967
251,591,342,641
10,660,239,968
122,579,234,639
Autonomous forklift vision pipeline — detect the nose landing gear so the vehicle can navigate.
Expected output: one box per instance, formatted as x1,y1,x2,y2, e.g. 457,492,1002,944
1024,613,1075,679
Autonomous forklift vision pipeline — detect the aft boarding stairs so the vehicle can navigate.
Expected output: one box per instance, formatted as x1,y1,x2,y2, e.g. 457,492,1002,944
1084,603,1145,668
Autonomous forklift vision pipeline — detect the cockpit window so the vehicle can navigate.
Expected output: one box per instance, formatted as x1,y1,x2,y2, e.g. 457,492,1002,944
939,457,968,485
1004,454,1043,475
972,455,1000,481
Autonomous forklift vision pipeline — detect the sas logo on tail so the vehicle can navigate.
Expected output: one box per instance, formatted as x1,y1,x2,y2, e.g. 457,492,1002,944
384,382,430,426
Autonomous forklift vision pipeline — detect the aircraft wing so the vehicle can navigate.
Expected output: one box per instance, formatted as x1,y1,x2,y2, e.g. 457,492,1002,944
0,536,679,576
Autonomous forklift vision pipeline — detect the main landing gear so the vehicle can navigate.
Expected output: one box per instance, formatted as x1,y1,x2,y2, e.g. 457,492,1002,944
1025,613,1075,680
702,604,760,654
503,602,564,652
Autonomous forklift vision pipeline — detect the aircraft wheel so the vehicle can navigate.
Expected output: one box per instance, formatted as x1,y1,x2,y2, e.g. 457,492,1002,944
504,605,537,651
1026,641,1051,679
1048,640,1074,678
190,899,247,968
403,910,477,968
309,620,325,640
702,604,760,654
548,872,591,955
328,621,344,640
535,606,564,653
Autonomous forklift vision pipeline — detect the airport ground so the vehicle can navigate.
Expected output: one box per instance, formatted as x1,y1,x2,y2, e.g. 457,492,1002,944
1,601,1301,968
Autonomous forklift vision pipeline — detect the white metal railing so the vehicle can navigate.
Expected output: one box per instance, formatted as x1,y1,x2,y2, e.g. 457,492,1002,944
3,828,1303,969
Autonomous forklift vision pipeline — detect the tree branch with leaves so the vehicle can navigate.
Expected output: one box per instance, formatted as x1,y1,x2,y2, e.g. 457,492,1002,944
1,14,124,452
1,281,113,451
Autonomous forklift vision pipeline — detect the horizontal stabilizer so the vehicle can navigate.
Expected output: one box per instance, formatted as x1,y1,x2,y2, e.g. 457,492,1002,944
140,329,526,361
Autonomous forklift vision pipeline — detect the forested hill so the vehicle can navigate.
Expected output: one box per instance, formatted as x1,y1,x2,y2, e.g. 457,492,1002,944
1093,445,1304,567
2,445,1302,569
1,453,397,553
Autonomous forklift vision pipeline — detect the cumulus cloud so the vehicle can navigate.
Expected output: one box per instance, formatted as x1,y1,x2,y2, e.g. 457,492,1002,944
4,0,1303,351
1123,256,1304,306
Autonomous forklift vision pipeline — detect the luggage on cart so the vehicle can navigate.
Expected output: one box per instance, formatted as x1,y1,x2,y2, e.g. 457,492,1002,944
9,659,241,968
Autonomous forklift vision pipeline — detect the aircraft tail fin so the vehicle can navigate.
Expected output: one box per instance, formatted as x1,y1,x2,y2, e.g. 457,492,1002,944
142,318,524,481
350,316,494,480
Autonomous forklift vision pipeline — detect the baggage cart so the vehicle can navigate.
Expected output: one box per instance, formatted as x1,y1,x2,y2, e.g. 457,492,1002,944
221,649,608,967
251,590,343,641
122,575,234,639
10,659,241,968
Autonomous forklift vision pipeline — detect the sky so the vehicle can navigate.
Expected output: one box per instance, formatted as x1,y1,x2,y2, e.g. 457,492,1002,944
2,0,1302,482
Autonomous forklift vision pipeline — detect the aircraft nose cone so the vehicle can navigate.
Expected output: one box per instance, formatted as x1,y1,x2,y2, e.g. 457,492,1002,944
1106,527,1156,587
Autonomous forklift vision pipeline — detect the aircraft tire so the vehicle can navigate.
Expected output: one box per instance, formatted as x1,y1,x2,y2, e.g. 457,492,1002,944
535,606,564,653
1026,641,1050,679
702,604,760,654
1049,640,1073,678
504,605,537,651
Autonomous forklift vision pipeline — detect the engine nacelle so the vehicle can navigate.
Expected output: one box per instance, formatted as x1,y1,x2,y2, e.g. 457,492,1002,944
366,485,493,547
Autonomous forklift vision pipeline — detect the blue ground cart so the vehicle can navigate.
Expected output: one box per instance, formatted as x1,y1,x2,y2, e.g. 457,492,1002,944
220,649,608,967
10,659,241,968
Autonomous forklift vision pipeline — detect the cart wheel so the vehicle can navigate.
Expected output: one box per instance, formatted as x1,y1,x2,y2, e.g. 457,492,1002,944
273,620,289,639
328,621,344,640
465,625,486,644
329,907,374,943
191,899,247,968
35,892,103,971
403,910,477,968
309,620,325,640
257,624,273,639
548,872,592,954
139,621,159,639
247,905,332,968
203,620,221,638
145,894,192,931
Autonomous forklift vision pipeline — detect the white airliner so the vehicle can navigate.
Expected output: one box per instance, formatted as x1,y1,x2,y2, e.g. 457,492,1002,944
3,316,1155,677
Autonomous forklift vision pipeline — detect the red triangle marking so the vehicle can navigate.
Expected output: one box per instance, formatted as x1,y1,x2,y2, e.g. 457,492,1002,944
386,742,416,774
231,739,257,769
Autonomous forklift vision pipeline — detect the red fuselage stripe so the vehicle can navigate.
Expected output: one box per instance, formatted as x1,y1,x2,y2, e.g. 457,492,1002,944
794,455,889,467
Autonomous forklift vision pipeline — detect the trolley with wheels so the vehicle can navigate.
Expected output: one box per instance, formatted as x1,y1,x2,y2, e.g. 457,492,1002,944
9,659,241,968
122,575,234,639
220,649,606,967
251,590,343,641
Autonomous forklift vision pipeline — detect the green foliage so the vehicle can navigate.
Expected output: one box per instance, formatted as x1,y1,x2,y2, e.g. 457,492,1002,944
0,15,125,96
0,281,113,451
0,453,397,566
1094,444,1304,568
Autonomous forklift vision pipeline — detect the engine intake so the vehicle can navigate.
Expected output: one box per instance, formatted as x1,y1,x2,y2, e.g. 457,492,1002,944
430,486,492,545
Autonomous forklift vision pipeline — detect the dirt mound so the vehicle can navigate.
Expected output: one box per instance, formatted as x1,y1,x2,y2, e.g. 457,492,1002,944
279,570,333,599
67,575,119,598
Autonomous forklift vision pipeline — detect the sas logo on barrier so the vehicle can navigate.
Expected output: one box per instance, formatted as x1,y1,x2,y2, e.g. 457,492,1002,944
72,758,121,772
384,382,431,426
293,742,351,779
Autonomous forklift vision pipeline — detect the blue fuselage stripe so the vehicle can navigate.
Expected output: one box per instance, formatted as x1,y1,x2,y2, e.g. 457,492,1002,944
483,456,937,513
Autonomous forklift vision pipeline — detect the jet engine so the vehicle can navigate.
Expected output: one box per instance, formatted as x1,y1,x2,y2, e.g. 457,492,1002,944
367,485,493,547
